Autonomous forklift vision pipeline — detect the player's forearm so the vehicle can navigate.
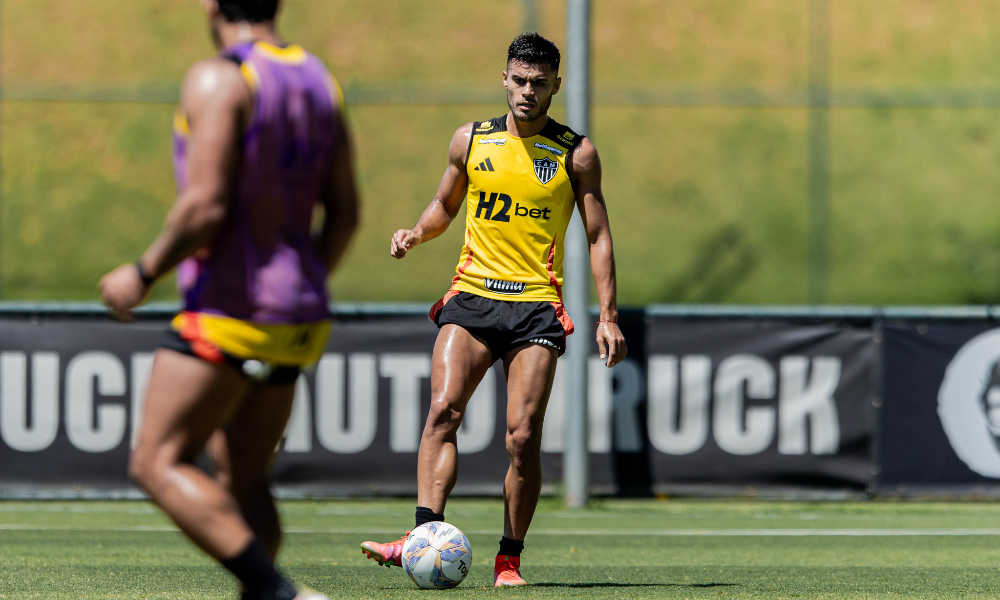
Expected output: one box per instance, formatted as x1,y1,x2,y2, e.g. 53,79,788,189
140,191,227,281
588,233,619,321
410,199,455,245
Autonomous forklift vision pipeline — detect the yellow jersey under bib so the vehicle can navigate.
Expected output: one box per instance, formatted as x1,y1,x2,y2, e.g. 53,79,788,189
448,115,583,305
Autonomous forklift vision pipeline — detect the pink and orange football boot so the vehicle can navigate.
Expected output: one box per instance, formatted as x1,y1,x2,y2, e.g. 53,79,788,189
360,532,410,568
493,555,527,586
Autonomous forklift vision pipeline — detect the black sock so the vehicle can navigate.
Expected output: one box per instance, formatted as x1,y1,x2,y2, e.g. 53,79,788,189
221,539,297,600
498,536,524,557
415,506,445,528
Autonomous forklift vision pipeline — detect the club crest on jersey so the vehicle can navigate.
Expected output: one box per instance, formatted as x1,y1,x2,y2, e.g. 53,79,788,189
485,278,526,295
533,157,558,184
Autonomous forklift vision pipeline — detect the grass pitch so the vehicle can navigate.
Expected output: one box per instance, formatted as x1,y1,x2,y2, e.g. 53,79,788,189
2,498,1000,599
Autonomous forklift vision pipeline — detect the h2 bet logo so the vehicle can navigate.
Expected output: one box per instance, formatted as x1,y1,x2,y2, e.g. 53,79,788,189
474,191,551,222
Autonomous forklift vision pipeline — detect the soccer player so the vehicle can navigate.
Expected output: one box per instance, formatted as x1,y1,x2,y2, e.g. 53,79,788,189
99,1,358,599
361,32,626,586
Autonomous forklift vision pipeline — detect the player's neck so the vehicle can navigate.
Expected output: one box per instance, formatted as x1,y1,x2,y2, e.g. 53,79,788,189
217,21,284,50
505,113,549,139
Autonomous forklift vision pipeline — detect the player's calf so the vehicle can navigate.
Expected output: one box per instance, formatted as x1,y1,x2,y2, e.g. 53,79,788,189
224,538,299,600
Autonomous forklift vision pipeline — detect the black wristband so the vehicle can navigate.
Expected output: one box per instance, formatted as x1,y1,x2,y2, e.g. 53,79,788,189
135,261,156,288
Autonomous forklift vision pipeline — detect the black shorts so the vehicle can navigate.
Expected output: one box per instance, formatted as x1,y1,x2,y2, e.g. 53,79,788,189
159,329,301,385
431,292,570,361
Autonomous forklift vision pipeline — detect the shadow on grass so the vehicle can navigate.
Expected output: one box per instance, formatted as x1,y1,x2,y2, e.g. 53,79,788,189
532,582,737,589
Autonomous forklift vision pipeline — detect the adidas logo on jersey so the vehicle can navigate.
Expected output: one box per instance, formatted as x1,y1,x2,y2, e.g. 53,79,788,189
484,278,527,295
474,157,495,172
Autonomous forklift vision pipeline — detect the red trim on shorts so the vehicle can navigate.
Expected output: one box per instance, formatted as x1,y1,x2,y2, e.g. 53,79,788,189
549,302,574,337
178,311,226,364
429,290,460,323
430,239,475,322
546,238,575,336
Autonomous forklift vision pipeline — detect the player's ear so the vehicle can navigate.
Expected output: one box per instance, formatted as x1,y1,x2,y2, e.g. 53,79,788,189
552,76,562,96
502,70,508,86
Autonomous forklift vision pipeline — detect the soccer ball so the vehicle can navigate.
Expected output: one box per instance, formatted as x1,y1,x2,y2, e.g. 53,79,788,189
401,521,472,589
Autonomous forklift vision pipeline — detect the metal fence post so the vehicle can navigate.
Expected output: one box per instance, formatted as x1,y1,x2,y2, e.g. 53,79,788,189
808,0,831,304
523,0,539,33
564,0,591,509
0,0,5,297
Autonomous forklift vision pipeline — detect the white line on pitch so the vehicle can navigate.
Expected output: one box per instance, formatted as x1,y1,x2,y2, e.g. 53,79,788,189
0,524,178,532
294,528,1000,537
5,524,1000,537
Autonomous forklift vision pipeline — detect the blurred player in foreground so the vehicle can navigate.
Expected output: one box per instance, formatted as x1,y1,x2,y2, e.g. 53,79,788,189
100,1,358,598
361,33,626,586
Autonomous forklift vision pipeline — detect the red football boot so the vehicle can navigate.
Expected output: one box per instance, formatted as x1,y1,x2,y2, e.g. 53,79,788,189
360,532,410,568
493,555,527,586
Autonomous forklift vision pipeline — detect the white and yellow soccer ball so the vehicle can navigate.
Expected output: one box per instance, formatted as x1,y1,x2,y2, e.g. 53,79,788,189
401,521,472,589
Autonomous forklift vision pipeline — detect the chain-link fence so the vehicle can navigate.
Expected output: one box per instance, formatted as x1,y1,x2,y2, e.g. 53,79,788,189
3,0,1000,305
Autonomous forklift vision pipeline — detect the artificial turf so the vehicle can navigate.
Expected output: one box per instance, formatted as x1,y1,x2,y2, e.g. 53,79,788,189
2,498,1000,599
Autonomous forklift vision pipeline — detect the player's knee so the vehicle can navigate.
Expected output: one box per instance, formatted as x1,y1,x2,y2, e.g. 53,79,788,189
505,425,541,462
128,445,184,495
424,397,464,436
127,447,158,492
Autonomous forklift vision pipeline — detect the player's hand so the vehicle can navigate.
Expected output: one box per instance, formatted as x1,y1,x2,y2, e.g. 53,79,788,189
99,263,150,322
390,229,421,259
596,320,627,368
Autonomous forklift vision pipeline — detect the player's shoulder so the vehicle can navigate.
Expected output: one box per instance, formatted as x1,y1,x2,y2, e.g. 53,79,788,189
181,57,248,104
295,47,345,110
470,116,508,136
297,45,336,75
451,122,476,146
572,136,598,163
538,118,585,151
184,57,243,83
447,122,477,164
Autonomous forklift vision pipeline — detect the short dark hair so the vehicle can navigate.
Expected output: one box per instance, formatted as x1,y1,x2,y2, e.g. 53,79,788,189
218,0,279,23
507,32,561,72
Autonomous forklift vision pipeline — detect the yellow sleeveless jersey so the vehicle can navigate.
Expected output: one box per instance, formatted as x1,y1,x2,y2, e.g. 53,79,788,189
448,115,584,304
